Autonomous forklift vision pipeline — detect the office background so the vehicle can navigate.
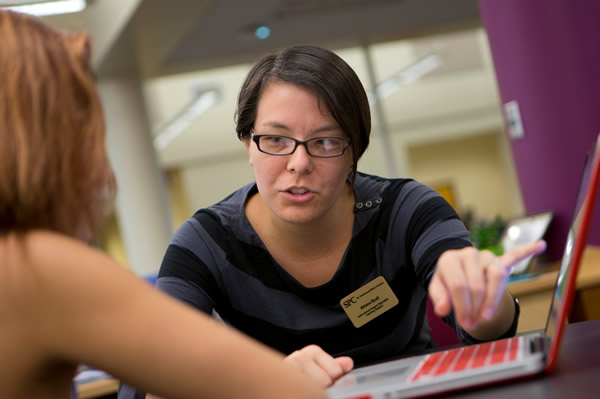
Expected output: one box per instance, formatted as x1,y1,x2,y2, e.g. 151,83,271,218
29,0,600,275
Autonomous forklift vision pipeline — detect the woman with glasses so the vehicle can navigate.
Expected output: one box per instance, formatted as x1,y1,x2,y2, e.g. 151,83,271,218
0,11,327,399
123,45,545,398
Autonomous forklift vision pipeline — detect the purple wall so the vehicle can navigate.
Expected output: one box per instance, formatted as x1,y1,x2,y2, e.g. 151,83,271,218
478,0,600,261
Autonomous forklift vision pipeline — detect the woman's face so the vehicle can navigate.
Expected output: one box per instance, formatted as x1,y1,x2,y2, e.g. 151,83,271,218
244,81,353,225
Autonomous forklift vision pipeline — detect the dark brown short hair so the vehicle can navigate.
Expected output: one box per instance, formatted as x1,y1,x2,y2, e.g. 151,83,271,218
0,10,114,238
235,45,371,185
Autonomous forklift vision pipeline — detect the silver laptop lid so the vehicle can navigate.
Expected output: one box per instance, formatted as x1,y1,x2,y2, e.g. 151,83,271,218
543,133,600,371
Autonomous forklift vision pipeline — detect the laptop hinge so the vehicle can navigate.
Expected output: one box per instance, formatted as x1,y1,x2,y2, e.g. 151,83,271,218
530,336,547,354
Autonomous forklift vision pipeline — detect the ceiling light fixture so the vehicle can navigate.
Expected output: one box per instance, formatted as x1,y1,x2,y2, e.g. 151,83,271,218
255,25,271,40
368,53,442,104
1,0,87,16
153,87,223,151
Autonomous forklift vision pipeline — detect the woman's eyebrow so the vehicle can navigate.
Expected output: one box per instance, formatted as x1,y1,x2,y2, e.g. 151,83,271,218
258,122,341,134
258,122,291,131
312,125,342,134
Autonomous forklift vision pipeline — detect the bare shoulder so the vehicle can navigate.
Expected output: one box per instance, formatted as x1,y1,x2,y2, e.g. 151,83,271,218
0,231,141,397
1,230,107,267
1,230,85,284
1,230,157,354
0,229,139,316
13,230,131,280
25,230,109,264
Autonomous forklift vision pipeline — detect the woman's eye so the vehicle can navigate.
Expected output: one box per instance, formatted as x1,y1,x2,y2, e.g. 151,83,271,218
317,138,340,148
262,136,280,144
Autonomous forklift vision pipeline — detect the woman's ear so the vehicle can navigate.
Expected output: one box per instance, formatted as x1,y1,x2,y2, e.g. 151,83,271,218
66,32,92,68
242,138,254,166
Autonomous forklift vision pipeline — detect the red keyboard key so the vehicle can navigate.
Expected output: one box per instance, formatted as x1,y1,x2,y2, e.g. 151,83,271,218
411,351,445,381
411,337,523,383
452,345,477,372
508,337,520,361
433,348,461,376
490,339,509,364
471,342,493,368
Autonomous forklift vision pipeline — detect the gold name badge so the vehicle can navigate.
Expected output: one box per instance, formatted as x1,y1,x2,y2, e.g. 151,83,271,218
340,276,399,328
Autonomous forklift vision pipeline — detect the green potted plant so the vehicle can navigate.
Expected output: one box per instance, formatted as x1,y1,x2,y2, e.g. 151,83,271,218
464,213,505,255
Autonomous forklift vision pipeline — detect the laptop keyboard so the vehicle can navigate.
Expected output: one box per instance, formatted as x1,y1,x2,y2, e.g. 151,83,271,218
410,337,521,382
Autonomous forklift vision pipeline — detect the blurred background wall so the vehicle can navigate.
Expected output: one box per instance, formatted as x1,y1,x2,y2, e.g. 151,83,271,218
12,0,595,274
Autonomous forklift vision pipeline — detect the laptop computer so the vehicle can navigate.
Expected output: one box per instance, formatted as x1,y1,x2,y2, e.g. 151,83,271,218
328,133,600,399
500,210,554,276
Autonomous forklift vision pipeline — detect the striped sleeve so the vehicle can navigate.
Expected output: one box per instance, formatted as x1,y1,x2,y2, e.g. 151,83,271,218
155,212,228,313
390,180,472,284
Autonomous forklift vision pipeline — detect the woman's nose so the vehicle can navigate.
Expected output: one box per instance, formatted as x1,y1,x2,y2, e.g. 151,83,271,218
286,143,312,173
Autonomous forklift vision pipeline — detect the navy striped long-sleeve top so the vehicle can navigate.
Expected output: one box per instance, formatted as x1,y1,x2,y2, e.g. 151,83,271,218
154,173,497,365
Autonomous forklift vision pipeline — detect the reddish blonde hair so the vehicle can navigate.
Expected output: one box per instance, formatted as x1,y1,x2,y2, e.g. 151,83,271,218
0,10,114,239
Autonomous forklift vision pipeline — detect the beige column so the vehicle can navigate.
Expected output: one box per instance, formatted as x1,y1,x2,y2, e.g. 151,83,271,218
99,74,173,276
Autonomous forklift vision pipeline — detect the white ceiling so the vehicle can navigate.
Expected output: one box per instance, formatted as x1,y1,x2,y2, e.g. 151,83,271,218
94,0,483,78
37,0,504,170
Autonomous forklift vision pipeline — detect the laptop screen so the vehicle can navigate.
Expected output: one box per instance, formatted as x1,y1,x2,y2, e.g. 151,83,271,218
500,211,554,276
544,135,600,364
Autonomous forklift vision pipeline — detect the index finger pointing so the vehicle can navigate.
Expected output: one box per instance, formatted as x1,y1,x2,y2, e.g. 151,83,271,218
499,240,547,270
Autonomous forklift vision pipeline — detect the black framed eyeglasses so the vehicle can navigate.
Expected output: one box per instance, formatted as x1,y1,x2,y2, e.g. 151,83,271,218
251,130,350,158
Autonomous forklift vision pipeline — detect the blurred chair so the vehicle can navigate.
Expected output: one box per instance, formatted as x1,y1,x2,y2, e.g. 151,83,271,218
142,273,158,286
426,297,461,348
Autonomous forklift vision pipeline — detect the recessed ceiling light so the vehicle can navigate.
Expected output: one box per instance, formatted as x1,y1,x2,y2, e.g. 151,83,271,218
154,87,223,151
255,26,271,40
1,0,87,16
369,54,443,104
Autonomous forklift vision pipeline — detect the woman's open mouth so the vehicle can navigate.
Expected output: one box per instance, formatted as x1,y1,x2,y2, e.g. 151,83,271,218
283,187,314,203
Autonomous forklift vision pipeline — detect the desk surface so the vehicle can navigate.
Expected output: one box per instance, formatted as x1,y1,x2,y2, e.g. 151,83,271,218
507,245,600,331
79,320,600,399
509,245,600,296
446,318,600,398
76,247,600,398
77,377,119,399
